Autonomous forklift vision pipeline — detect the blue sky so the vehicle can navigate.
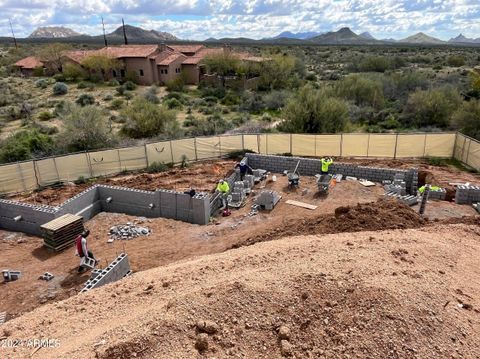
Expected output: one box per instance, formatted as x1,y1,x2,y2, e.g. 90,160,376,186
1,0,480,40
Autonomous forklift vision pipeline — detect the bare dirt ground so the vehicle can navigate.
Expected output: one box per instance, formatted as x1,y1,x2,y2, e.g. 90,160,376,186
9,160,237,206
2,223,480,359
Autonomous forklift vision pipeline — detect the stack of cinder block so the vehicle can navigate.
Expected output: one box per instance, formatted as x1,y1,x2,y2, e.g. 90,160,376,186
384,173,407,196
473,203,480,213
427,188,447,201
80,253,131,293
383,192,419,206
229,181,247,208
40,214,84,252
455,185,480,204
255,190,281,210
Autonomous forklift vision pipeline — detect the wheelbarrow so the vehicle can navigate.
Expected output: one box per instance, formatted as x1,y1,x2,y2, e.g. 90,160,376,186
316,174,333,194
287,160,301,188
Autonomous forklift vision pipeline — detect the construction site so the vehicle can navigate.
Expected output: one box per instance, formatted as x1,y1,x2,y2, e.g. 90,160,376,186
1,132,480,359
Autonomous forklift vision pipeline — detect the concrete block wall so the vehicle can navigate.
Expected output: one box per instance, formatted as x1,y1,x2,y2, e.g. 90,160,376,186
455,185,480,204
245,153,417,195
81,253,130,292
0,199,57,235
428,188,447,201
0,184,211,236
210,169,239,215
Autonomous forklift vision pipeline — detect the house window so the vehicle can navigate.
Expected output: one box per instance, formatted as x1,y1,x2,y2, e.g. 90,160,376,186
165,69,168,74
160,69,164,74
139,69,144,76
120,69,126,77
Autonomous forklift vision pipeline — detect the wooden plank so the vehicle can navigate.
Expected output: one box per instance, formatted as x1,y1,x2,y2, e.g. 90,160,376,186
40,214,83,231
285,200,317,210
359,180,376,187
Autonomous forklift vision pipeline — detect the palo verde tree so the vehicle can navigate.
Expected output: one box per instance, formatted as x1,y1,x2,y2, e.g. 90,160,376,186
202,52,241,86
37,43,71,73
280,85,349,134
81,54,123,82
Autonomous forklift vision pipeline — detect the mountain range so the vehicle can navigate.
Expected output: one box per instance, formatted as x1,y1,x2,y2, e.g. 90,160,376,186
23,25,480,46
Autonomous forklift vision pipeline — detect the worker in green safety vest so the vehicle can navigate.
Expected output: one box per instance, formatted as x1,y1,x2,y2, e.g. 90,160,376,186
320,157,333,175
216,179,230,208
418,185,441,193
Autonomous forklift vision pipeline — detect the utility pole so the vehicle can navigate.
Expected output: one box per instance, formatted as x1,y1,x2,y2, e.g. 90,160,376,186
122,18,128,45
9,19,17,49
101,16,108,47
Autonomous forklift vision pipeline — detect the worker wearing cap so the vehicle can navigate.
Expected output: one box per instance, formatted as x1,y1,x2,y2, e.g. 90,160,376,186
235,160,253,181
321,157,333,175
216,179,230,209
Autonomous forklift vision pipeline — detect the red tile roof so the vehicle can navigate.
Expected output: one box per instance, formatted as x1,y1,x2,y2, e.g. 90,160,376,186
14,56,43,69
181,48,224,65
168,45,204,54
156,52,187,66
63,45,160,64
63,50,93,64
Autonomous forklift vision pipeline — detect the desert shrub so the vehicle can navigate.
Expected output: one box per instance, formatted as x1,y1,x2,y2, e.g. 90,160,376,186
404,87,462,128
35,79,49,89
103,93,113,101
144,87,160,104
452,100,480,139
166,76,185,92
32,122,59,135
305,72,317,81
63,63,85,81
121,97,178,138
107,79,120,87
124,80,137,91
147,161,169,173
203,96,218,104
263,90,291,110
232,113,250,126
0,129,53,163
280,85,349,133
335,74,384,109
220,91,241,106
200,86,226,99
38,111,53,121
53,82,68,95
32,67,44,76
356,56,391,73
110,98,124,110
239,91,265,113
164,98,183,109
53,73,66,82
57,103,116,151
76,94,95,106
77,81,90,89
261,113,273,122
447,55,466,67
124,70,139,84
116,85,126,96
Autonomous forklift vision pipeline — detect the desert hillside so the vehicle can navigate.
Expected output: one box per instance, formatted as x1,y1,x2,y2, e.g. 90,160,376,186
2,223,479,359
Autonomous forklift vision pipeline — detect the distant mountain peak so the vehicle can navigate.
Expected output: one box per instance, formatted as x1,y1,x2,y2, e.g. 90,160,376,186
400,32,444,44
28,26,81,38
108,24,178,41
272,30,322,40
359,32,376,40
449,34,480,43
310,27,379,44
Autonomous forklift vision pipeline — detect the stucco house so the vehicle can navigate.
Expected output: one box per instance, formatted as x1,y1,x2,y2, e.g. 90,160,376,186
15,44,263,85
13,56,44,77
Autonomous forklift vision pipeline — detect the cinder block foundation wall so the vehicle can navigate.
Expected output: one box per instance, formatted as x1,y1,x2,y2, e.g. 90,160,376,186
245,153,418,195
0,185,211,236
209,168,239,215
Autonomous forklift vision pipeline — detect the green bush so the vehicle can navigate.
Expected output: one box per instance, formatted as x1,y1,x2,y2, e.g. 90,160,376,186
220,91,241,106
107,79,120,87
110,98,124,110
35,79,49,89
103,93,113,101
76,94,95,106
77,81,92,89
121,97,178,138
32,67,44,77
53,73,66,82
53,82,68,95
335,74,384,109
147,161,170,173
164,98,183,109
144,88,159,104
447,55,465,67
124,81,137,91
165,76,185,92
0,129,54,163
356,56,391,73
280,85,349,133
452,100,480,139
38,111,53,121
63,63,85,81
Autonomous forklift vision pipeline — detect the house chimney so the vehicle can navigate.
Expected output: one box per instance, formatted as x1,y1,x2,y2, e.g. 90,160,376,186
159,42,167,52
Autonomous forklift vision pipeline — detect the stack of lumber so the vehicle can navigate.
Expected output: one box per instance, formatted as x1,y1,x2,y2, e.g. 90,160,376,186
40,214,84,252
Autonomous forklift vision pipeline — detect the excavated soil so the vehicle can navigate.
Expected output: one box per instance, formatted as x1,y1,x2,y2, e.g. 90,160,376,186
9,160,236,206
234,199,427,248
2,224,480,359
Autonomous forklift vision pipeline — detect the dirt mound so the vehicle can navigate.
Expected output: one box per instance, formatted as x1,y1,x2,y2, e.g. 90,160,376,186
3,224,480,358
234,199,426,248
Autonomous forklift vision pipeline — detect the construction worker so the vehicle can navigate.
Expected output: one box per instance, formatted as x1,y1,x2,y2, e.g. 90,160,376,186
418,185,441,193
216,179,230,209
321,157,333,175
235,160,253,181
75,230,97,273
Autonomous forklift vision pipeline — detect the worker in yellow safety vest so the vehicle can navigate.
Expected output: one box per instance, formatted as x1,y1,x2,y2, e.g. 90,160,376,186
320,157,333,175
216,179,230,208
418,185,441,193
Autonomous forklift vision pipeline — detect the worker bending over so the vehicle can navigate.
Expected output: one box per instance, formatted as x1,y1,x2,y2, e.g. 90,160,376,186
216,179,230,209
418,185,441,193
235,160,253,181
75,230,98,273
321,157,333,175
